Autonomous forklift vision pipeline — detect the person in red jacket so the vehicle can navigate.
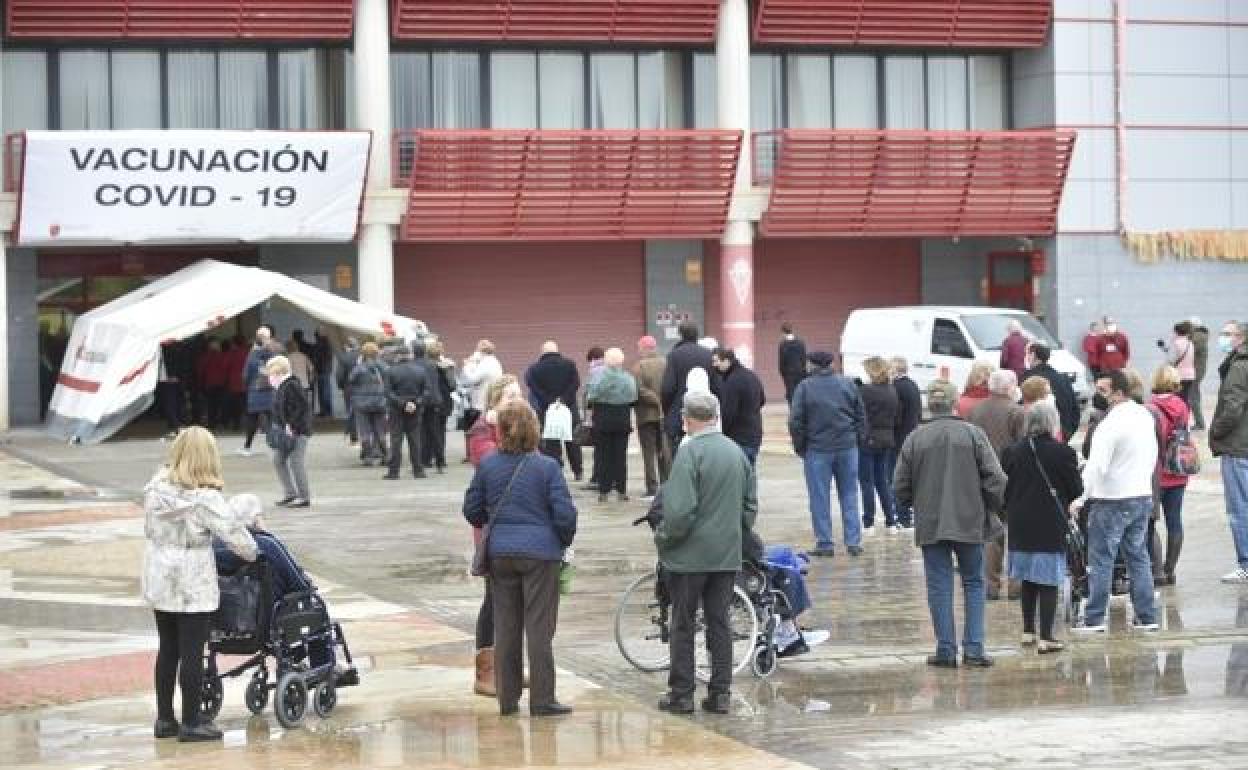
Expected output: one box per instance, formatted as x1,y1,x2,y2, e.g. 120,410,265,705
196,339,231,429
223,335,250,431
999,321,1029,380
1082,320,1104,378
1148,365,1192,586
1096,317,1131,372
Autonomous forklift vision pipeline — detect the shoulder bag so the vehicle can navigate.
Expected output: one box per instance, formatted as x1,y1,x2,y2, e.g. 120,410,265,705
1028,438,1086,572
471,455,530,577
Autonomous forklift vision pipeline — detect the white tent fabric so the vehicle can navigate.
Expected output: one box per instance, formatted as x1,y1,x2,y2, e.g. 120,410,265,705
46,259,427,444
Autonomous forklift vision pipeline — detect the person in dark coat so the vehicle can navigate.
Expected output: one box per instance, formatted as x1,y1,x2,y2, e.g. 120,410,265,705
1190,318,1210,430
267,355,312,508
463,402,578,717
383,342,430,480
889,357,922,528
1022,342,1080,442
525,340,584,480
661,322,715,449
310,328,335,418
348,342,389,465
1001,402,1083,653
857,356,900,533
336,337,361,444
712,348,766,465
240,326,277,456
777,322,808,405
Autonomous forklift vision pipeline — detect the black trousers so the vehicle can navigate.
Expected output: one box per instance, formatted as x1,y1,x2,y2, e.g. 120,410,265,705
667,571,736,699
476,577,494,650
155,381,184,431
421,406,447,468
491,557,561,711
636,421,670,495
153,610,211,726
540,439,583,478
388,409,424,476
242,411,268,450
596,430,630,495
1020,581,1059,641
782,373,805,405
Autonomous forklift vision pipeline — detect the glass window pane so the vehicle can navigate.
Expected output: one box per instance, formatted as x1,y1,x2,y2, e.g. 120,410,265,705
219,51,268,129
539,52,584,129
490,51,537,128
3,51,48,132
884,55,925,129
111,50,161,128
750,53,783,132
692,52,717,129
278,49,326,129
431,52,481,128
590,53,635,129
972,55,1008,129
168,51,217,128
638,51,684,129
834,54,878,128
59,50,111,129
787,54,831,128
392,51,431,129
927,55,968,130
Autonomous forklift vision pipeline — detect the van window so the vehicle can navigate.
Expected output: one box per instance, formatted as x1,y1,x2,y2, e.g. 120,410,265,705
962,313,1060,351
932,319,973,358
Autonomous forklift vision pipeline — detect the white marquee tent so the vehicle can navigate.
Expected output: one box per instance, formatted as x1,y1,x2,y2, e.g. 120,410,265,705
46,259,426,444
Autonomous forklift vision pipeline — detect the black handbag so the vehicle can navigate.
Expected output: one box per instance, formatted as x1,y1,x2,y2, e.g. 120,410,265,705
471,456,529,577
458,407,482,432
1029,438,1086,572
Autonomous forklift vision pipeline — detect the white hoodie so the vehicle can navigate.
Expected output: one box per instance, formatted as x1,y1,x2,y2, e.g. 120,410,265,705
141,471,257,613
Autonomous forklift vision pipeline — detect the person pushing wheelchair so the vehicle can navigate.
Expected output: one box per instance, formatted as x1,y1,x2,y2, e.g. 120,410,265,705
652,391,757,715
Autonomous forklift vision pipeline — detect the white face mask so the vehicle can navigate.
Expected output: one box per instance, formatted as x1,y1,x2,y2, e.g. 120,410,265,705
268,374,284,389
1043,394,1057,408
1106,325,1118,335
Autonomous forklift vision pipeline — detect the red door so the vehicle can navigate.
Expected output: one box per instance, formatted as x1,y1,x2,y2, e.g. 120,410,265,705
987,251,1037,312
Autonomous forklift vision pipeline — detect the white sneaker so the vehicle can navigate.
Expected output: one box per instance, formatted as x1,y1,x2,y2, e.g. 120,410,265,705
887,525,901,535
801,629,831,648
1072,622,1107,634
235,448,253,457
1222,567,1248,584
1020,632,1037,646
1133,621,1160,632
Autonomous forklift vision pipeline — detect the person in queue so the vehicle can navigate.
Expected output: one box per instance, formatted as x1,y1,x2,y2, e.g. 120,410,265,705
267,355,312,508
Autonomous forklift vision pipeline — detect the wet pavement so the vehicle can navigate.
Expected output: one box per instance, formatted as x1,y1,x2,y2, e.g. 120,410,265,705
3,410,1248,768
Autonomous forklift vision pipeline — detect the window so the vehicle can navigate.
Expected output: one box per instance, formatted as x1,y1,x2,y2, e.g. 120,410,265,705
168,52,218,128
692,52,717,129
279,49,328,129
884,56,925,129
834,54,878,128
3,51,48,132
590,53,636,129
392,51,482,129
931,319,974,358
489,52,538,128
927,56,968,130
111,50,161,128
539,52,584,129
219,51,269,129
638,51,684,129
787,54,831,129
750,54,784,134
59,50,111,129
971,55,1008,130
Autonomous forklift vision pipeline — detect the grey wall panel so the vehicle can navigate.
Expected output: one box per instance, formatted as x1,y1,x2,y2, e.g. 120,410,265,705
1066,127,1115,181
1054,73,1114,124
1124,74,1230,124
1127,25,1228,75
1130,0,1229,23
1055,21,1114,74
7,249,40,427
1130,180,1232,230
644,240,704,355
1055,0,1112,18
1059,179,1118,232
1127,130,1231,180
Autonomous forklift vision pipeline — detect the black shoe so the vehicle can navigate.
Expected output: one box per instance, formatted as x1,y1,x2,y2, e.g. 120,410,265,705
701,693,731,714
383,473,399,480
986,592,1002,601
598,493,609,503
810,546,835,558
178,722,223,742
275,496,296,507
153,718,179,739
530,702,573,717
574,473,583,482
657,693,694,714
926,655,958,668
287,499,310,508
777,638,809,658
962,655,994,668
500,703,519,716
436,465,447,474
413,470,427,479
617,493,630,502
847,546,864,557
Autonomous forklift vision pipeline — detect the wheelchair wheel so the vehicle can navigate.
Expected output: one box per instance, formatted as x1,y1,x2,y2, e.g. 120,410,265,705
200,675,224,722
313,681,337,718
275,671,308,729
614,571,671,673
695,585,758,684
751,644,778,678
245,674,269,715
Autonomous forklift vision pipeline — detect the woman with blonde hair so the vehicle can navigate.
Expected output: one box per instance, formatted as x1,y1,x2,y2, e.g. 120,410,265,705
464,401,578,716
857,356,900,534
957,361,996,417
142,427,257,742
1150,364,1193,585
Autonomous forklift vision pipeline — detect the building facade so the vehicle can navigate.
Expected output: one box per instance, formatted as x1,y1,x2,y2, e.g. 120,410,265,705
3,0,1246,428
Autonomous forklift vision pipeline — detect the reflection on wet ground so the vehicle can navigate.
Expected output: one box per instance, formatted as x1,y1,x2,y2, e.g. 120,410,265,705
5,430,1248,768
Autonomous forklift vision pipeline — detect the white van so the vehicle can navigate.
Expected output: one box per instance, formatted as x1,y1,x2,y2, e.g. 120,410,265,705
841,306,1089,404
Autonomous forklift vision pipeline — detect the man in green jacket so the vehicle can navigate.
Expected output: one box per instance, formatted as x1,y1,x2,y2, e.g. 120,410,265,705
1211,320,1248,584
655,391,757,715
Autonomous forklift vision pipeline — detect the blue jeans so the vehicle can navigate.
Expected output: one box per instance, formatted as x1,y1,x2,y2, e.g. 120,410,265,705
1085,497,1156,626
316,371,334,416
803,448,862,549
1159,485,1185,537
886,449,913,527
858,446,898,528
740,445,758,468
1224,456,1248,569
921,542,985,659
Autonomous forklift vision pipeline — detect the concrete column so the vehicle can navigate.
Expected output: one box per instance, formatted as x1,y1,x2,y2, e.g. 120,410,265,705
0,240,9,432
716,0,755,367
354,0,395,312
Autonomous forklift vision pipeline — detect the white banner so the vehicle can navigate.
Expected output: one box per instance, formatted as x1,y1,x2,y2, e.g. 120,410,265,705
17,130,371,245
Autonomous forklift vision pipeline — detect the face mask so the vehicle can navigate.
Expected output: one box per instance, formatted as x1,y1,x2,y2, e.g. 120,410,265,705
268,374,284,389
1219,335,1236,354
1092,393,1110,412
1043,394,1056,408
1106,325,1118,335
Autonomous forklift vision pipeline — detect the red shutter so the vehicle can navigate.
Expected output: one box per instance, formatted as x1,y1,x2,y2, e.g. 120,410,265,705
391,0,720,43
394,242,645,381
5,0,354,40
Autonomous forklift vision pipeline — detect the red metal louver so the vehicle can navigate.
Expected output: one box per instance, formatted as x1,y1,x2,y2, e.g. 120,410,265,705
5,0,354,40
395,130,742,241
756,129,1076,238
391,0,720,43
753,0,1053,48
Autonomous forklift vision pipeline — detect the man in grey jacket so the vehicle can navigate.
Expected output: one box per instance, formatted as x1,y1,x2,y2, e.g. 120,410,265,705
895,379,1007,668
